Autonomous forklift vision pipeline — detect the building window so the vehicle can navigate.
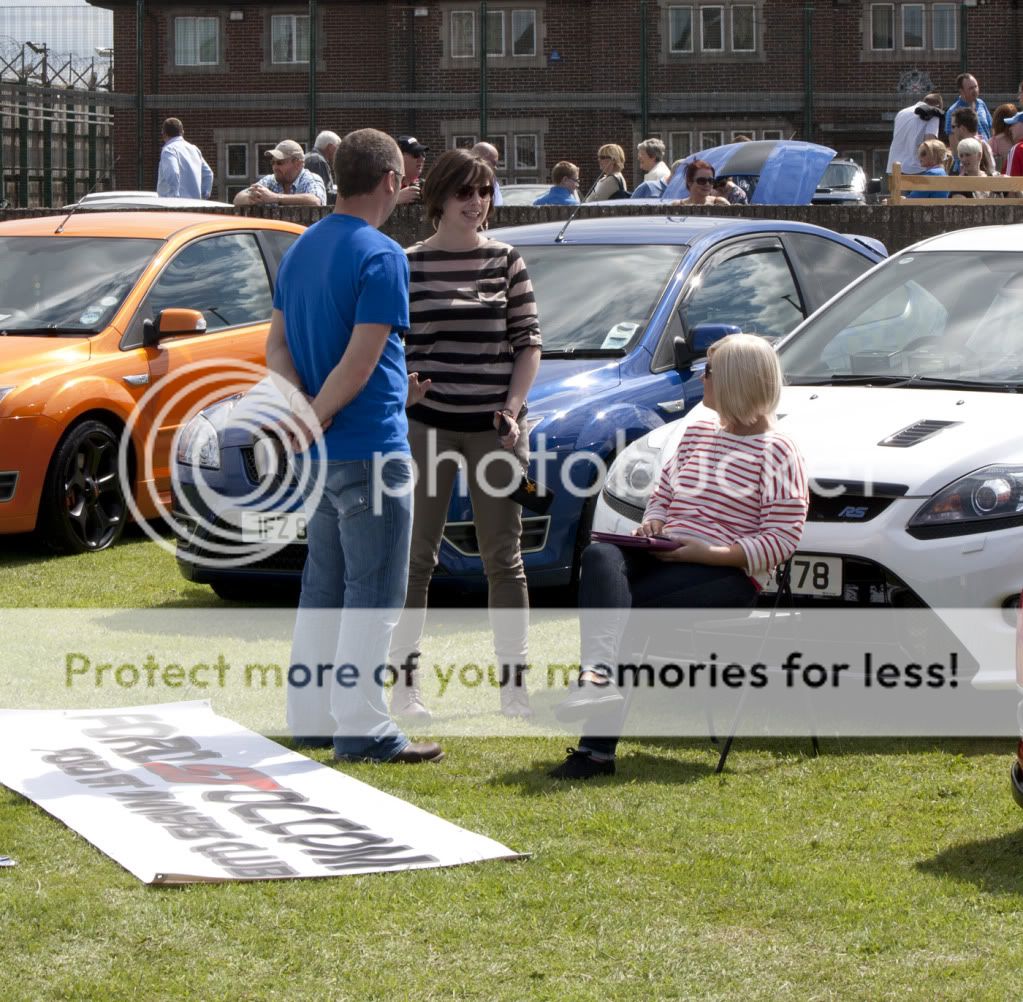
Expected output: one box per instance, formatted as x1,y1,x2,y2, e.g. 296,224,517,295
452,134,478,149
487,11,505,55
271,14,309,64
451,10,475,58
932,4,956,50
668,7,693,53
515,134,538,171
732,5,755,52
761,129,784,140
871,5,894,50
700,130,724,149
174,16,218,66
700,7,724,51
226,143,248,179
668,132,692,161
901,4,924,49
511,10,536,56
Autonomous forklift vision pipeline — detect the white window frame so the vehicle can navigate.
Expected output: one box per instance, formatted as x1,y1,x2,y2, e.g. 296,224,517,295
452,134,478,150
668,6,694,54
761,129,784,140
870,4,895,51
511,9,537,58
700,6,724,52
700,130,724,149
843,149,866,168
901,4,924,50
514,133,538,171
932,3,956,50
174,16,219,67
451,9,476,58
486,10,505,56
490,134,508,167
225,142,249,179
668,132,692,161
731,5,756,53
270,14,310,65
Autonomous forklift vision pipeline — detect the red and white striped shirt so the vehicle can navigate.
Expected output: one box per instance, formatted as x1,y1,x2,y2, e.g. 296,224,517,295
643,419,808,575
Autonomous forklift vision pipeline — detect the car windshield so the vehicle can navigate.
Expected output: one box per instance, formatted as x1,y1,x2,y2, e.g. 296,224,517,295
522,244,685,354
779,250,1023,387
819,163,864,191
0,236,162,334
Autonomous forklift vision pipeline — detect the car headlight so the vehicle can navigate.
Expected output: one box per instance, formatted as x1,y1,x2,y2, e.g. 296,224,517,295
175,395,242,470
908,465,1023,537
604,438,663,510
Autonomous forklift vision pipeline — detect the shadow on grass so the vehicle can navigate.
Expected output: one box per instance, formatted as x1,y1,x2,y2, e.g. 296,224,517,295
917,828,1023,896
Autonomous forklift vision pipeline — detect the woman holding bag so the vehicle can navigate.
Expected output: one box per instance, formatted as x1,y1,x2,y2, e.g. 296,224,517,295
389,148,542,721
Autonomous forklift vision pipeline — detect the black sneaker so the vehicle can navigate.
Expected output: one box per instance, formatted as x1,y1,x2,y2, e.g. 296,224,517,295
555,674,625,722
548,747,616,780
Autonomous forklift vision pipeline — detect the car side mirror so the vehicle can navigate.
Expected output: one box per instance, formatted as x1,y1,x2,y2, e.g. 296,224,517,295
672,323,742,373
142,308,207,348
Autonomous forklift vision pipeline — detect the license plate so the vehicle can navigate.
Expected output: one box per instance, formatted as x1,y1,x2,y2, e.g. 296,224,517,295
240,512,308,544
764,554,843,598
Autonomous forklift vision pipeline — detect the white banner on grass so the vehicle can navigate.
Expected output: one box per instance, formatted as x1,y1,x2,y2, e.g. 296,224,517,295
0,700,523,884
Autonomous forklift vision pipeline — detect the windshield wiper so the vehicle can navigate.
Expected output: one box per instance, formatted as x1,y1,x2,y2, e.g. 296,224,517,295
0,326,88,336
786,374,919,387
542,347,628,359
900,375,1020,391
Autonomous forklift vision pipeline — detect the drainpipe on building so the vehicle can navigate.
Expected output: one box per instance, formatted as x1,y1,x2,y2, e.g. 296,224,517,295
135,0,144,189
479,0,488,141
959,3,969,74
639,0,648,142
308,0,318,147
803,4,813,142
408,8,416,134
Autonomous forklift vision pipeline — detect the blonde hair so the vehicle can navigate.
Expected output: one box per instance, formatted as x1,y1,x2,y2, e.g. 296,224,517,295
597,143,625,171
707,333,781,427
957,137,982,159
917,138,948,168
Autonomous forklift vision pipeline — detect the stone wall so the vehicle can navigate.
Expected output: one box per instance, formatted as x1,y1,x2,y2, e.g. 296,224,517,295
8,202,1023,256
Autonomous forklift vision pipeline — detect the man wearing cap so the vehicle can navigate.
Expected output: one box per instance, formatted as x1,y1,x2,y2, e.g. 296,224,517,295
233,139,326,206
887,92,944,178
396,135,428,205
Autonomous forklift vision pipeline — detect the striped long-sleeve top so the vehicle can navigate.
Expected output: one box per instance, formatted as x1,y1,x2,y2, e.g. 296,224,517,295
643,419,809,576
405,239,542,431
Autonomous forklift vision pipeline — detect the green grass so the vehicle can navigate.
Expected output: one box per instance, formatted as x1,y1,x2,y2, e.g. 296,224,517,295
3,533,1023,1001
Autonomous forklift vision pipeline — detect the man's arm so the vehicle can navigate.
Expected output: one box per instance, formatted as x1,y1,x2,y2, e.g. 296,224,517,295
200,157,214,200
308,323,393,429
157,150,179,198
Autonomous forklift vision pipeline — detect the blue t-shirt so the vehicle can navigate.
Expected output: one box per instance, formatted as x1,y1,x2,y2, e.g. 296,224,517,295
533,186,579,206
906,166,950,199
273,213,411,460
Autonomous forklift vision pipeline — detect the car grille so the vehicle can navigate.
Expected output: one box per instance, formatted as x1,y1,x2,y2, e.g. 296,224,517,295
0,471,17,502
241,441,299,489
443,516,550,556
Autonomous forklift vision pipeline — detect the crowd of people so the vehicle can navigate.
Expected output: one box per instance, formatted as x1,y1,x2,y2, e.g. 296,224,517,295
886,71,1023,198
250,128,808,778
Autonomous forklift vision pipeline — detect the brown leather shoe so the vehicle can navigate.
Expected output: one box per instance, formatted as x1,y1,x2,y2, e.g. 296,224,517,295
388,741,444,764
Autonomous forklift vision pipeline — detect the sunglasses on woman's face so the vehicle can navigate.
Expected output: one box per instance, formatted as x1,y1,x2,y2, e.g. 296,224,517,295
454,184,495,200
692,176,714,185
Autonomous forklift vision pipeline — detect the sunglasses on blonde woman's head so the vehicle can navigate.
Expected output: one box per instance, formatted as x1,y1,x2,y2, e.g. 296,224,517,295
454,184,495,200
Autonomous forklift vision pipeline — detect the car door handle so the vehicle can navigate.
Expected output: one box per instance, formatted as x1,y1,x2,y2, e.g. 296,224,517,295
657,398,686,413
123,374,150,386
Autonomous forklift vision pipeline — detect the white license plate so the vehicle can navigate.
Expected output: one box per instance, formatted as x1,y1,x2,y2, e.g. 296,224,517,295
240,512,309,544
764,555,843,598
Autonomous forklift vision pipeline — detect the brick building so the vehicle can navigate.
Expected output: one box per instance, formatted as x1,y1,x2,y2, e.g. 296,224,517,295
89,0,1023,200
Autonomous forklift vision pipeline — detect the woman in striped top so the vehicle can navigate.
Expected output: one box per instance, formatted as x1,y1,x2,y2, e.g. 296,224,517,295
389,148,542,721
551,333,808,779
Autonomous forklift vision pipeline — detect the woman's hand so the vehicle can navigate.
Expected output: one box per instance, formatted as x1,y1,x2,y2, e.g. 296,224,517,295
634,519,666,537
653,537,712,563
407,372,432,408
494,410,520,450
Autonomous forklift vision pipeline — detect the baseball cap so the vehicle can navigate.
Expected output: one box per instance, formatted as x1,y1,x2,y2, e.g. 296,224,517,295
1004,111,1023,127
397,135,429,157
265,139,304,161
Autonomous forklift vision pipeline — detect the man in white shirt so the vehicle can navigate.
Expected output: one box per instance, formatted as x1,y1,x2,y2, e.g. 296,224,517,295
886,93,943,177
156,118,213,199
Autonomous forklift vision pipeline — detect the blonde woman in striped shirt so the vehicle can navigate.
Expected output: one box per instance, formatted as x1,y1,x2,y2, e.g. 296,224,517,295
389,148,542,721
551,333,808,779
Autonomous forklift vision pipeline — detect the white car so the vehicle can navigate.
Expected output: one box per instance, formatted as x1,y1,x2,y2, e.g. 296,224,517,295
594,223,1023,690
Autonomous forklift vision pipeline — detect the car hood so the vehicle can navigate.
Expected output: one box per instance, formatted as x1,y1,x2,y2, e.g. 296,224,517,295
651,386,1023,497
0,336,92,385
528,356,622,407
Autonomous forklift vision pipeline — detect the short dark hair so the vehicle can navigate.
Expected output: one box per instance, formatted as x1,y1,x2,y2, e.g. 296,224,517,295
334,128,402,198
162,117,183,139
551,160,578,184
421,148,495,228
684,159,715,186
952,107,979,134
956,72,975,90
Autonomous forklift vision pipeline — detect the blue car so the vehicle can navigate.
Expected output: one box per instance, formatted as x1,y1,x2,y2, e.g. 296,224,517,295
173,214,885,600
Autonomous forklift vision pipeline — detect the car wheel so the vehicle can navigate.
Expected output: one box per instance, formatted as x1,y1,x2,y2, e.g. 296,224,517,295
40,419,128,554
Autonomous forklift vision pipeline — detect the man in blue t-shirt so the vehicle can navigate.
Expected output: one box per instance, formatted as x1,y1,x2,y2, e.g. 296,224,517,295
533,161,581,205
266,127,443,765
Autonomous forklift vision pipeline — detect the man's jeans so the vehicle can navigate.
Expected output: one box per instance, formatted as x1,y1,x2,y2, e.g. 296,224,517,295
286,456,413,760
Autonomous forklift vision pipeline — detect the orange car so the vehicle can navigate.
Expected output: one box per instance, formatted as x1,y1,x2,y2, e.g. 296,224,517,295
0,211,304,552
